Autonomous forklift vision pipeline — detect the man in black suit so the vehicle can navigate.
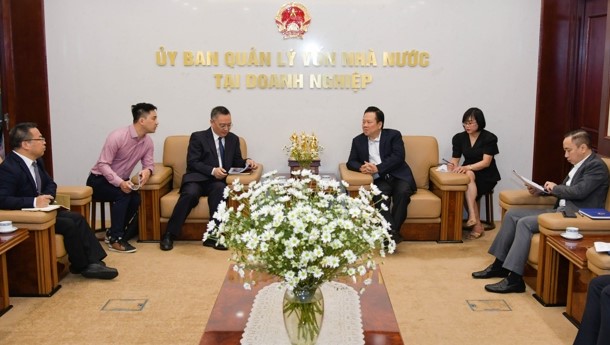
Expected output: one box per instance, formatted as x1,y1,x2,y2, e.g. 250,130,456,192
573,274,610,345
0,122,118,279
347,106,416,243
160,106,258,251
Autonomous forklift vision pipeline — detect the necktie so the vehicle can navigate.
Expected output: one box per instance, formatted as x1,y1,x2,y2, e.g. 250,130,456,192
218,137,225,167
33,161,42,194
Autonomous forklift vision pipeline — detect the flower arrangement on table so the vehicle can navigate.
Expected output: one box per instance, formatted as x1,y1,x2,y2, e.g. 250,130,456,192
284,132,323,170
204,169,395,344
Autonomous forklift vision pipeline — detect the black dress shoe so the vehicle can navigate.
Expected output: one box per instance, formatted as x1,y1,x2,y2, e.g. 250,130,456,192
472,264,510,279
203,238,228,251
160,232,174,251
484,277,526,294
81,263,118,280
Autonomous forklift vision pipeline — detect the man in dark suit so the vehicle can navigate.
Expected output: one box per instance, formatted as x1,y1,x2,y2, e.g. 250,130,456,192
160,106,258,251
0,122,118,279
472,129,609,293
347,106,416,243
573,274,610,345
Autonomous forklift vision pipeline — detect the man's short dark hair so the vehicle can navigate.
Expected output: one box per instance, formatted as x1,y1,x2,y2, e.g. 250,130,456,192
9,122,37,149
364,106,384,129
131,103,157,123
462,107,486,130
565,129,591,149
211,106,230,120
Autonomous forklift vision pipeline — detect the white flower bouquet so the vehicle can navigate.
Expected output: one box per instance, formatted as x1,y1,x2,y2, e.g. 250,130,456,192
204,169,395,291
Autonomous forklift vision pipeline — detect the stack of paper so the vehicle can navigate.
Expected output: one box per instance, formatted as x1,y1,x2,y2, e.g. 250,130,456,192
594,241,610,253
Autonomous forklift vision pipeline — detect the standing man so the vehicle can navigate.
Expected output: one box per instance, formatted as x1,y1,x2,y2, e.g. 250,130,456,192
160,106,258,251
0,122,118,279
346,106,416,243
87,103,158,253
472,129,609,293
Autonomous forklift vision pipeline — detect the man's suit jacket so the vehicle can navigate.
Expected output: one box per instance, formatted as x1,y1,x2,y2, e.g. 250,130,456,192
346,128,417,192
0,152,57,209
552,153,609,210
181,128,247,187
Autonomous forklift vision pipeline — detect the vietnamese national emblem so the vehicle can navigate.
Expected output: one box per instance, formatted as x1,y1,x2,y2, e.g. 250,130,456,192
275,2,311,39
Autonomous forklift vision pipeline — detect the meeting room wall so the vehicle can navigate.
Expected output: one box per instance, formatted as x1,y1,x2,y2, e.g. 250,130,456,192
44,0,541,218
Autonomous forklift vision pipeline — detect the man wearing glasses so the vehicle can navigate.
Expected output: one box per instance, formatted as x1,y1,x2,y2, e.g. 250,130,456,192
87,103,158,253
0,122,118,279
160,106,258,251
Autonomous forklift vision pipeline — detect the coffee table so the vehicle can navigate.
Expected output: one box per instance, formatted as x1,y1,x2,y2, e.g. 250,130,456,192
200,266,404,344
536,233,610,325
0,228,29,316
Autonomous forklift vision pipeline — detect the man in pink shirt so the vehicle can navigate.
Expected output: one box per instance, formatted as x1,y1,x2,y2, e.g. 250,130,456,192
87,103,158,253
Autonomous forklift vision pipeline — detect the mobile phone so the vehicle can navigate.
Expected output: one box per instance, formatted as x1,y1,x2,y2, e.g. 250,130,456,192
562,210,576,218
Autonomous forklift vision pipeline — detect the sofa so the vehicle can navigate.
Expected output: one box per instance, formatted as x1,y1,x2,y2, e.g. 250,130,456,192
499,157,610,294
339,136,470,242
135,135,263,241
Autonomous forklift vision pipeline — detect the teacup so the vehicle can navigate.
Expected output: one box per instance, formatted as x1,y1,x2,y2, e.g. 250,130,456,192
0,220,13,231
565,226,580,237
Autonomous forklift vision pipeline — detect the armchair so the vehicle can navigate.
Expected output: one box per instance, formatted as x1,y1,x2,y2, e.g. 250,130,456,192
136,135,263,241
339,136,470,242
0,185,92,296
499,157,610,298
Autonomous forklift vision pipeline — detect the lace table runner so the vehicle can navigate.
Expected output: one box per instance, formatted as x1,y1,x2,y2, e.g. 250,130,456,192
241,281,365,345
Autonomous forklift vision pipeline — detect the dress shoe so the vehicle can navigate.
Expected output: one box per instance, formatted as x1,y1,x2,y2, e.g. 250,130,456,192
203,238,228,251
80,263,118,280
472,263,510,279
160,232,174,251
484,277,526,294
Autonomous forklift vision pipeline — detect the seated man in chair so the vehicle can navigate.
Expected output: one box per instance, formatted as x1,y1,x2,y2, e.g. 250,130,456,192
0,122,118,280
346,106,416,243
472,129,608,293
160,106,258,251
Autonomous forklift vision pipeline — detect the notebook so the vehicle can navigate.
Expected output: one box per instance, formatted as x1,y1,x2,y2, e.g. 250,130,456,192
578,208,610,220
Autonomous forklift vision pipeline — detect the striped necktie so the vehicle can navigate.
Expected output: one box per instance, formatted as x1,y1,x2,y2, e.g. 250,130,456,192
33,161,42,194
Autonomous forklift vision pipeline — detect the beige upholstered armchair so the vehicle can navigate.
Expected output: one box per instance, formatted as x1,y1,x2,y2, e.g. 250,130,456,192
339,136,470,242
0,155,93,295
135,135,263,241
499,157,610,293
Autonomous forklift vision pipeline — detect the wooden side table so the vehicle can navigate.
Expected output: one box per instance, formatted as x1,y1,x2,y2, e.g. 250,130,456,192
536,233,609,325
0,229,29,316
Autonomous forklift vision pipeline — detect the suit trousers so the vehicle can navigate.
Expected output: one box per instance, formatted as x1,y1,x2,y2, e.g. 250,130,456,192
488,207,553,275
87,173,140,239
165,180,226,237
573,275,610,345
56,210,107,271
373,176,413,236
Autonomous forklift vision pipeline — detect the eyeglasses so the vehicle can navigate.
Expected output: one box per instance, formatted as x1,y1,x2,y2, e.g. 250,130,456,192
462,121,477,127
26,137,46,142
215,122,232,130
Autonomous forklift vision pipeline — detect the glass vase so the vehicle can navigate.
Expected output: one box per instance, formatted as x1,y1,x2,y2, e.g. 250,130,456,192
282,285,324,345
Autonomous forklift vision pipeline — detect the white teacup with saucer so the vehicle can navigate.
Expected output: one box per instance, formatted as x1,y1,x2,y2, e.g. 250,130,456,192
561,226,583,240
0,220,18,233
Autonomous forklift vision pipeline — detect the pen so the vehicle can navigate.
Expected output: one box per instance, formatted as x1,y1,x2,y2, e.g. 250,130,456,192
442,158,452,165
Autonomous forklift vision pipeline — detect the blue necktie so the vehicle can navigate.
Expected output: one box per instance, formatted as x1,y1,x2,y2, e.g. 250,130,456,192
218,137,225,167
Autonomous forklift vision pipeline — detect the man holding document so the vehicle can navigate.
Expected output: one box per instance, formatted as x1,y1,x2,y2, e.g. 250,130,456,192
160,106,258,251
472,129,609,293
0,123,118,279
